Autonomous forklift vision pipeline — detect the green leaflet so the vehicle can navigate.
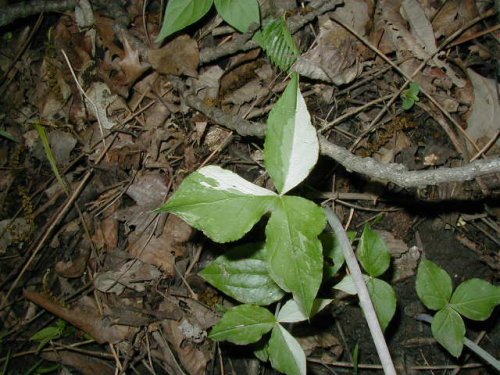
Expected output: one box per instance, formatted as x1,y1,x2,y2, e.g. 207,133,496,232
214,0,260,33
157,166,277,243
209,304,276,345
450,279,500,321
268,324,306,375
416,259,452,310
431,306,465,357
357,225,391,277
265,195,326,316
200,243,284,305
366,278,397,331
156,0,213,42
253,17,300,72
264,74,319,195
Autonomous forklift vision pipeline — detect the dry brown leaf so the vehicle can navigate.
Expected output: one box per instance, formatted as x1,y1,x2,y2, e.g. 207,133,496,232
465,69,500,154
41,351,114,375
162,319,210,375
295,7,370,85
148,35,199,77
296,330,342,357
432,0,478,39
94,259,161,294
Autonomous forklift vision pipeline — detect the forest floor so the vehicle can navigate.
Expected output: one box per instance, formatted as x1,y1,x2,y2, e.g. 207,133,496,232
0,0,498,374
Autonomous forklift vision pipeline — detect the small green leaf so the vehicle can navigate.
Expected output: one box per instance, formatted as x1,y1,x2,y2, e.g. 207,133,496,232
266,196,326,316
156,0,213,42
214,0,260,33
209,305,276,344
357,225,391,277
333,274,358,295
268,324,306,375
200,243,284,305
157,166,277,243
321,231,349,278
0,129,18,142
366,278,397,331
264,73,319,195
431,306,465,357
450,279,500,321
277,298,332,323
416,259,452,310
402,97,415,110
253,17,299,71
408,82,421,97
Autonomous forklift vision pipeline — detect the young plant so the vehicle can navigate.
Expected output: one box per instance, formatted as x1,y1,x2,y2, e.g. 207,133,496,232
416,259,500,359
334,225,397,331
401,82,421,110
157,72,328,373
30,319,70,352
156,0,260,42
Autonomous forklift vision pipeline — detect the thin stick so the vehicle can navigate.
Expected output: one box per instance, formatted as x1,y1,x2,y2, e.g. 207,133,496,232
323,207,397,375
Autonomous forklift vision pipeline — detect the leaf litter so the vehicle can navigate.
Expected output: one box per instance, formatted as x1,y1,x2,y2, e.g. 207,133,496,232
0,0,498,374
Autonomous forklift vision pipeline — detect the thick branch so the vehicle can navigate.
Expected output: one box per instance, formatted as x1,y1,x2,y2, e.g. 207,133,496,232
0,0,77,28
184,93,500,189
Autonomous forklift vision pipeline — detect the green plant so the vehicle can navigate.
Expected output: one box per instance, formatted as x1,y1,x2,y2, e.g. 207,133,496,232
334,225,397,331
156,0,260,42
253,17,300,72
416,259,500,360
30,319,70,352
401,82,420,110
157,72,398,373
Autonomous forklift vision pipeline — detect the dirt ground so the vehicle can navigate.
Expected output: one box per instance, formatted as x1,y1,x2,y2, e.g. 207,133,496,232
0,0,499,374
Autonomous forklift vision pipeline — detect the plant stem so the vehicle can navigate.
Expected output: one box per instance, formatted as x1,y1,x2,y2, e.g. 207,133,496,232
323,207,397,375
416,314,500,371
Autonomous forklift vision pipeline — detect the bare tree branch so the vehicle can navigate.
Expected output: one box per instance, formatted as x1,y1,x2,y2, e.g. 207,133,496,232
184,93,500,189
0,0,77,28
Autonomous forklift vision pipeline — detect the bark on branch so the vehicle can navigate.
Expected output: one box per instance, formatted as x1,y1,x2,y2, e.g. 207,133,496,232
184,93,500,190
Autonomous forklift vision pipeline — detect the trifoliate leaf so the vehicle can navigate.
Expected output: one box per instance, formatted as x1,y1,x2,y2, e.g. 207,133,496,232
264,74,319,195
157,166,277,243
200,243,284,305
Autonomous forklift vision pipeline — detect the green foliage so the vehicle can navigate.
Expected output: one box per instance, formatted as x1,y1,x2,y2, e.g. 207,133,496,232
334,225,397,331
200,243,285,305
35,123,70,194
158,72,325,373
209,305,276,344
156,0,213,42
158,74,324,316
0,129,17,142
253,17,300,72
30,319,68,352
214,0,260,33
416,259,452,310
156,0,260,42
401,82,420,110
416,259,500,357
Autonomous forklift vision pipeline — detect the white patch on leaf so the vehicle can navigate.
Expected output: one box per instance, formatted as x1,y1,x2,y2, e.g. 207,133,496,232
281,87,319,194
199,166,276,196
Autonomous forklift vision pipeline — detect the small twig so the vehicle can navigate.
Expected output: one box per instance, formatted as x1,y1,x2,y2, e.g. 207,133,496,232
416,314,500,371
323,207,397,375
0,0,77,27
